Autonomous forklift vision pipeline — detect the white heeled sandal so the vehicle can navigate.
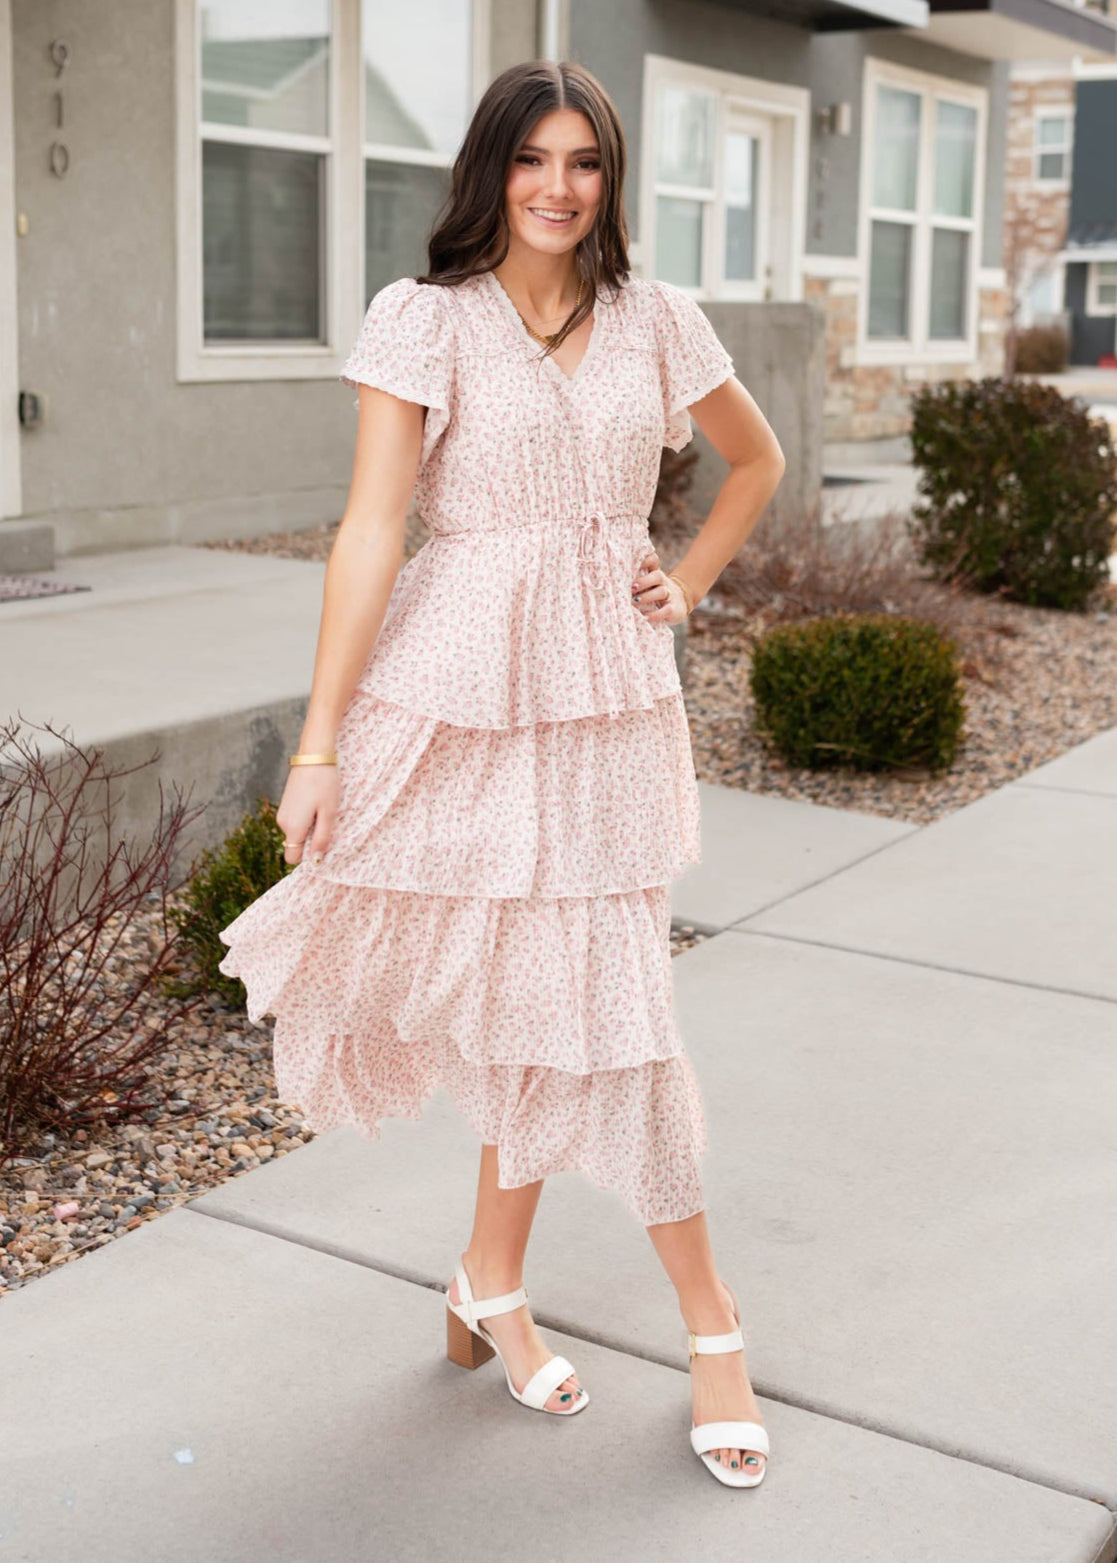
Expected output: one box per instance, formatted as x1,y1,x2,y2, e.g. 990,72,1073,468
688,1284,769,1489
445,1258,589,1416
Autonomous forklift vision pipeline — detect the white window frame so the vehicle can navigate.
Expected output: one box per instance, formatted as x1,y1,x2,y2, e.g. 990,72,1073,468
639,53,808,303
856,57,987,368
1033,106,1073,186
1087,259,1117,316
174,0,488,383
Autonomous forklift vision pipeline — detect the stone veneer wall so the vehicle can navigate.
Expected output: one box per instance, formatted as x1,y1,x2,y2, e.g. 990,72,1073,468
1002,73,1073,308
805,275,1009,449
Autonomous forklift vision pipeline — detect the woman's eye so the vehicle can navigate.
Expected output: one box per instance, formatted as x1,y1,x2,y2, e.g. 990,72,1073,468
515,155,600,169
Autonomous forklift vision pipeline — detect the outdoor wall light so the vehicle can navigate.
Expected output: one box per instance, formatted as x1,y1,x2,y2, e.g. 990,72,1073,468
19,391,46,430
816,101,852,136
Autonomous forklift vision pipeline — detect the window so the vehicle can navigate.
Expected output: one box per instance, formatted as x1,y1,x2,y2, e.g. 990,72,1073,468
1034,112,1072,183
1088,260,1117,316
198,0,332,345
361,0,474,298
175,0,481,382
642,56,808,302
860,60,985,361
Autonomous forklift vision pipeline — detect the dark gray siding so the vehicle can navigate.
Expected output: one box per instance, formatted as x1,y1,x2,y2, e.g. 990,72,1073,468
1068,79,1117,237
1066,261,1117,365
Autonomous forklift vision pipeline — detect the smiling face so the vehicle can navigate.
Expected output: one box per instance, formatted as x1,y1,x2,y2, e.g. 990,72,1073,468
503,108,603,260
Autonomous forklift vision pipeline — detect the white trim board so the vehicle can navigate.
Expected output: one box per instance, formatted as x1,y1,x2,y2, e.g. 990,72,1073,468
802,253,862,279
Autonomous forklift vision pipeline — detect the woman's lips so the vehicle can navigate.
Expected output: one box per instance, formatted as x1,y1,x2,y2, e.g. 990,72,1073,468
527,207,577,227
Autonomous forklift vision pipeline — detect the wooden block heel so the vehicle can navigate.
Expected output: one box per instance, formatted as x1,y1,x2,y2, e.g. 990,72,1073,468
446,1301,495,1369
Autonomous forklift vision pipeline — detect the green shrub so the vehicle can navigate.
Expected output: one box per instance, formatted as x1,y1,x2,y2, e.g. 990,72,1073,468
166,795,291,1007
907,376,1117,611
750,613,965,773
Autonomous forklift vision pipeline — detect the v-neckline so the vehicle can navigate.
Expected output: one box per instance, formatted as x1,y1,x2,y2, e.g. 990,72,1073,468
483,268,604,387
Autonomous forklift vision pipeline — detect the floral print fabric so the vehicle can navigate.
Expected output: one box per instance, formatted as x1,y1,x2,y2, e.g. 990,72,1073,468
218,268,736,1224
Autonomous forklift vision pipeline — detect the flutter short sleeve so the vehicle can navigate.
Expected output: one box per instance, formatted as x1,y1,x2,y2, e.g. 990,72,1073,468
339,276,455,461
650,279,736,452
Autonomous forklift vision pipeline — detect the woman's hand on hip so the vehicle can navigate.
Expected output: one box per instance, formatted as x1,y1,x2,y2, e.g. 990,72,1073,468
631,548,688,626
277,765,339,866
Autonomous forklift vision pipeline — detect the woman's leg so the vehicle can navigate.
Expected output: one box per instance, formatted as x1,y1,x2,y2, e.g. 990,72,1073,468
647,1210,767,1475
447,1143,583,1411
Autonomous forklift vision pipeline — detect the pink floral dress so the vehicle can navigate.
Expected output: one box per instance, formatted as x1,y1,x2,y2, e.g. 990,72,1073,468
217,267,735,1225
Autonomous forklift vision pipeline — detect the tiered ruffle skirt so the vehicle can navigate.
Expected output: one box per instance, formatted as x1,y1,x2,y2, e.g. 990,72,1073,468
218,518,709,1224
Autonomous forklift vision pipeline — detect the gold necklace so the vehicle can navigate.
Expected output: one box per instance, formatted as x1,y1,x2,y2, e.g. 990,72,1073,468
514,276,586,346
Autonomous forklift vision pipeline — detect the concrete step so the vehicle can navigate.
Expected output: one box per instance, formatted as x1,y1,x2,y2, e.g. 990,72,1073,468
1,544,325,874
0,519,55,573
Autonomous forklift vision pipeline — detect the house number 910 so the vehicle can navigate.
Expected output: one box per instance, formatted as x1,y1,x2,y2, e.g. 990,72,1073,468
49,38,69,179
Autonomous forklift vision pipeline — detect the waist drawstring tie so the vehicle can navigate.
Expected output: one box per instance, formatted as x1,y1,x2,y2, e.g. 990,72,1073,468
575,510,610,593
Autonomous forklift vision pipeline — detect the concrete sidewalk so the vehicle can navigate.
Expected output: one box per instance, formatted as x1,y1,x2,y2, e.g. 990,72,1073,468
2,544,1117,1560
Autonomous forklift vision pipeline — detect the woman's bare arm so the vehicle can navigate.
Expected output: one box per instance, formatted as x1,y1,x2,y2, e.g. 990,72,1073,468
277,385,427,863
632,376,786,624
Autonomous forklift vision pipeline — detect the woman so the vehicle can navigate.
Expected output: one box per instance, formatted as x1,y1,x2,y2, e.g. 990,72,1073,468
218,58,785,1489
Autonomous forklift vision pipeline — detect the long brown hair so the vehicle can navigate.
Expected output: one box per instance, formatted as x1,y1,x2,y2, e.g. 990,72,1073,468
416,60,630,357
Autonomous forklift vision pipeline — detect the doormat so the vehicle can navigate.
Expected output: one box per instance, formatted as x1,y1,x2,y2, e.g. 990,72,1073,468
0,575,92,603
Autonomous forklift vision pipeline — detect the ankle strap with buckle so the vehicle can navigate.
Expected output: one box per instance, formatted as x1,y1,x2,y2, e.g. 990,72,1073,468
453,1265,528,1331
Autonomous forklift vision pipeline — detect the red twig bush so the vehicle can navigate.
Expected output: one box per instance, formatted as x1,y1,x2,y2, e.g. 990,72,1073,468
0,717,207,1165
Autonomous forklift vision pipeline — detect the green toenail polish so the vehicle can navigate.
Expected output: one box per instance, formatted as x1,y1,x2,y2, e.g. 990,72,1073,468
731,1460,739,1468
745,1457,759,1465
560,1393,571,1402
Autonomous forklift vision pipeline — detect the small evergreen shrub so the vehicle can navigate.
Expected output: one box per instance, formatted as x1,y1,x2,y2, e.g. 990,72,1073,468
908,376,1117,612
167,795,291,1007
750,613,965,773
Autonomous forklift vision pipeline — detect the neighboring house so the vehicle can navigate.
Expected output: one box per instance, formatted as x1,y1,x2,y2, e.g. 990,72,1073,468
2,0,1115,567
1058,64,1117,364
1003,53,1117,365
